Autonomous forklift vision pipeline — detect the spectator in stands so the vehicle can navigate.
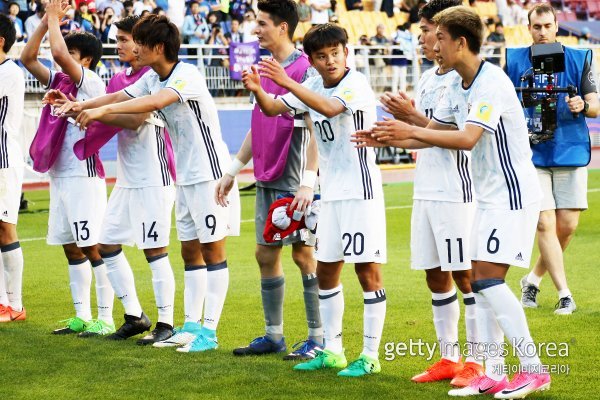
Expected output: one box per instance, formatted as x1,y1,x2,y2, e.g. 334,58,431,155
152,6,166,16
225,17,242,43
133,0,155,16
370,23,389,91
505,3,600,316
297,0,311,22
98,0,124,18
485,21,505,65
99,6,115,42
504,0,524,26
74,2,100,35
240,8,257,42
8,2,26,41
122,1,134,17
183,0,209,55
24,1,44,40
310,0,330,26
408,0,426,24
230,0,252,22
346,0,363,11
390,22,413,93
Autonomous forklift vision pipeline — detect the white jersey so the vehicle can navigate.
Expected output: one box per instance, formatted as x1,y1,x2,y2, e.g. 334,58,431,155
48,67,106,178
281,69,383,202
414,68,473,203
433,61,541,210
124,62,231,186
0,59,25,169
115,117,172,188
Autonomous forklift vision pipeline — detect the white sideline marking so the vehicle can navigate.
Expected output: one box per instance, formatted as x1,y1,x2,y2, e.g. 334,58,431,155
17,187,600,243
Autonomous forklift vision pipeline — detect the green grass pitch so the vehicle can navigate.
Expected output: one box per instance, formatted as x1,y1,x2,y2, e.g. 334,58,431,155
2,171,599,399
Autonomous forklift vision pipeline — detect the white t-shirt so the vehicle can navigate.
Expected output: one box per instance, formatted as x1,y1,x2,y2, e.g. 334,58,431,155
48,66,106,178
281,69,383,202
0,59,25,169
433,61,541,210
413,67,473,203
310,0,330,25
123,62,231,186
114,69,172,188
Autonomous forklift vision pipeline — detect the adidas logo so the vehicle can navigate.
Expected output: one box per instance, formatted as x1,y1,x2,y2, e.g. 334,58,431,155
452,104,460,113
515,252,524,262
374,250,380,257
2,210,7,217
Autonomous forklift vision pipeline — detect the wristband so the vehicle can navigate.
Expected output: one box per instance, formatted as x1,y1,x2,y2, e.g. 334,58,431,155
227,158,245,177
300,170,317,188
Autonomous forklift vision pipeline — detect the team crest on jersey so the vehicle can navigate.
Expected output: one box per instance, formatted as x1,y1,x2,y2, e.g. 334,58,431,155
340,88,354,102
172,79,187,91
475,102,492,122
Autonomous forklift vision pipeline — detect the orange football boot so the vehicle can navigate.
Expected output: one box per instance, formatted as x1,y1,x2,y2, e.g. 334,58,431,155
412,358,463,383
0,306,26,322
450,361,485,387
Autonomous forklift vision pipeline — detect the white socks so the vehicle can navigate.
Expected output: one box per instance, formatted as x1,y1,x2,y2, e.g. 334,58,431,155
319,284,344,354
432,288,460,362
103,249,143,318
474,291,506,379
0,250,7,306
480,282,542,371
203,261,229,331
184,265,207,323
1,242,24,311
91,259,114,324
68,258,93,321
363,289,387,359
462,292,480,364
148,254,175,327
526,271,542,287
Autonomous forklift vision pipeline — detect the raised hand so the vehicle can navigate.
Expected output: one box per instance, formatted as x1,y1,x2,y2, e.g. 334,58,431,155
258,58,291,87
380,91,416,122
370,116,414,142
241,65,261,92
351,129,388,148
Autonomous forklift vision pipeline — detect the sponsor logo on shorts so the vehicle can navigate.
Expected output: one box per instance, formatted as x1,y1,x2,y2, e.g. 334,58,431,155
375,250,381,258
2,210,7,217
515,252,524,262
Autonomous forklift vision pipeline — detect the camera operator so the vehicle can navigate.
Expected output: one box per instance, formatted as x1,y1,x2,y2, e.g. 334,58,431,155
505,3,599,315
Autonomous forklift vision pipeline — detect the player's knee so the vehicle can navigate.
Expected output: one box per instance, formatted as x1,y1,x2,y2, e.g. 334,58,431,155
425,269,452,293
80,245,102,262
536,212,556,233
63,244,85,261
355,264,382,291
201,244,226,265
291,247,315,270
0,222,18,245
452,270,473,293
556,217,579,241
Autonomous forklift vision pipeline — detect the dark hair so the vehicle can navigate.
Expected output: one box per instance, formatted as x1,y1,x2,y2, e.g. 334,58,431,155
8,2,20,11
419,0,463,21
114,15,140,33
433,6,483,54
188,1,200,6
527,3,556,25
64,31,102,69
303,23,347,57
257,0,299,41
0,14,16,53
132,14,180,63
123,1,134,8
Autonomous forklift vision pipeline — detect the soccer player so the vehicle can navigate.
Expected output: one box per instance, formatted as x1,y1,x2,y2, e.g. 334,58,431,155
243,24,387,377
64,14,240,352
20,0,112,335
0,14,26,323
355,0,483,387
52,15,177,341
362,6,551,398
215,0,323,360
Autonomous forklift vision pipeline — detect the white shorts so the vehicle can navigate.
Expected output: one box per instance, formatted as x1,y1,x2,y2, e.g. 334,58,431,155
537,167,588,211
411,200,474,271
315,198,387,264
0,165,24,225
47,176,107,247
99,185,175,249
175,180,240,243
470,203,540,268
